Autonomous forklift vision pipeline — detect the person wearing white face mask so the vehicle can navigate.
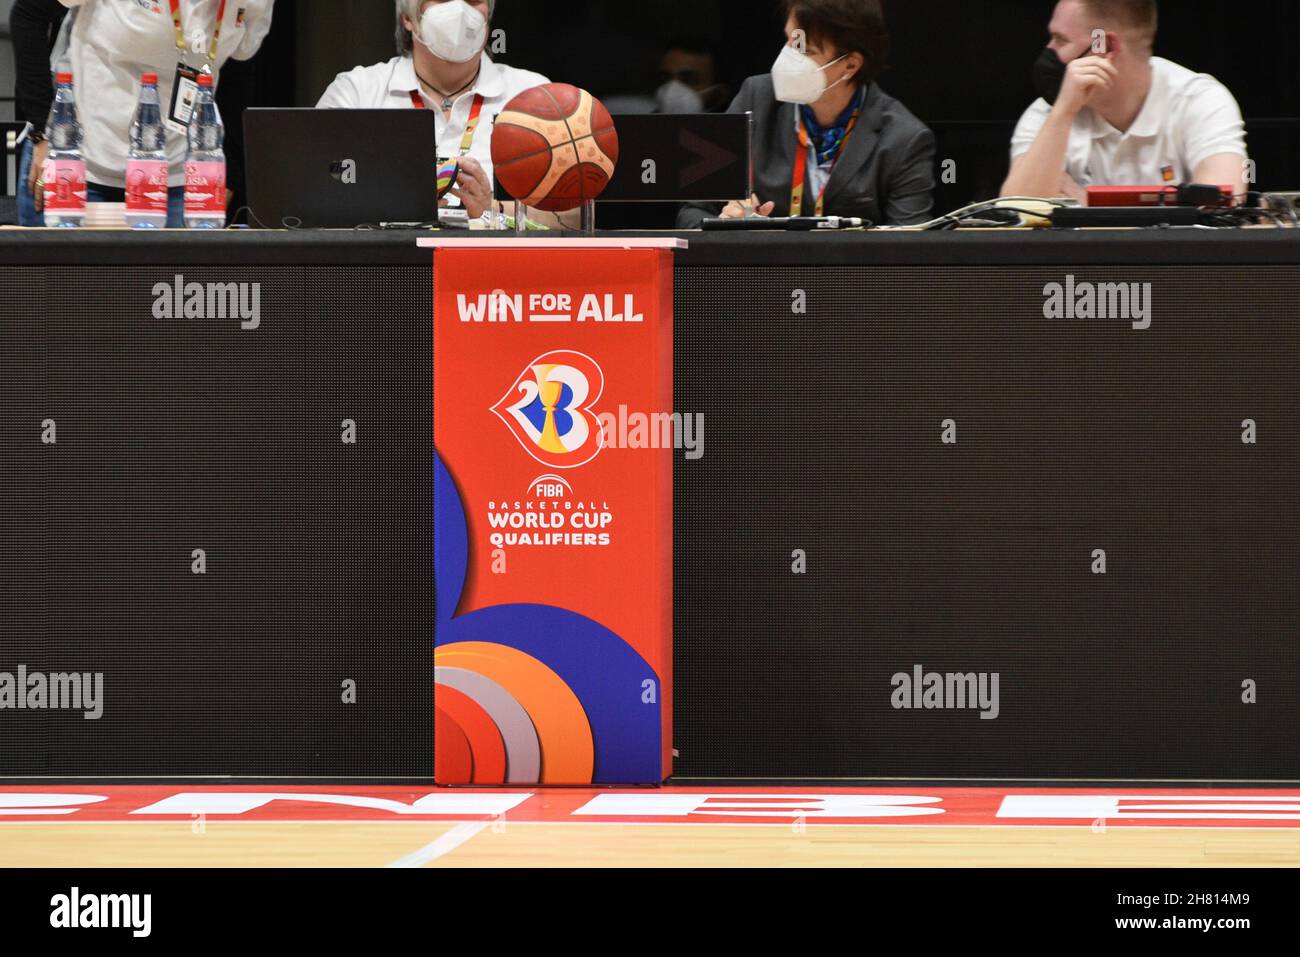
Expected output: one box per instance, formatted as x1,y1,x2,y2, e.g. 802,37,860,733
677,0,935,228
318,0,573,227
653,43,728,115
604,41,728,117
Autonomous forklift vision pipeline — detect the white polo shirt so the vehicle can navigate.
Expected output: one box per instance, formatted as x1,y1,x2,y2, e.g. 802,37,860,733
316,53,550,192
60,0,275,189
1010,56,1247,187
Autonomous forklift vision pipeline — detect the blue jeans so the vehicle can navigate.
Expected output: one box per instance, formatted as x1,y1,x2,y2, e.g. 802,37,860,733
87,181,187,228
17,137,41,227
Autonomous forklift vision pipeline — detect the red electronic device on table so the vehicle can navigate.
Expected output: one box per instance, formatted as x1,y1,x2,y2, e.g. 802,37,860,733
1087,185,1233,207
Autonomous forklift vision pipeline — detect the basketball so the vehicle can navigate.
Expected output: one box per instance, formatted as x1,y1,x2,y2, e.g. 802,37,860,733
490,83,619,212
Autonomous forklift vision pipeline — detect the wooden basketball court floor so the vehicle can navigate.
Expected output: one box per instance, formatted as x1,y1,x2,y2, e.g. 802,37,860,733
3,785,1299,867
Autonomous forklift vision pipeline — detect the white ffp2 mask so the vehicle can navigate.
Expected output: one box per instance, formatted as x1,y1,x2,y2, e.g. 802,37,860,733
655,79,705,114
416,1,488,64
771,45,847,105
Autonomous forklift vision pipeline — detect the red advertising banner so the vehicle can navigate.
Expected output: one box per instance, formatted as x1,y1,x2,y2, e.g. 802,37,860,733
426,238,683,785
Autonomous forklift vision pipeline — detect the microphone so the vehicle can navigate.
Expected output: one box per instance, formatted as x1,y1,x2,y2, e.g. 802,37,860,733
702,215,870,231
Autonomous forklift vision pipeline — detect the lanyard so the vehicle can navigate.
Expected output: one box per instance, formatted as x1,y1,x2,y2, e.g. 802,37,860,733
790,105,860,217
168,0,228,65
409,90,486,157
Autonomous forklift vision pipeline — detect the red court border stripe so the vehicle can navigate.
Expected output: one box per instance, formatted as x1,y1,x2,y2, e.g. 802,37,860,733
2,786,1300,828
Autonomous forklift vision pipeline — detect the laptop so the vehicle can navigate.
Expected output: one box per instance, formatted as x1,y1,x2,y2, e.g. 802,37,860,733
243,108,440,228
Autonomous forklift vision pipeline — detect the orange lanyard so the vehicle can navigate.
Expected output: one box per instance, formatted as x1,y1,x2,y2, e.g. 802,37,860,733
790,107,860,217
410,90,486,156
168,0,228,64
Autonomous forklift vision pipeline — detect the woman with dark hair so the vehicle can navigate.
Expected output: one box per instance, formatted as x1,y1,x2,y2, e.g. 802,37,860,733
677,0,935,227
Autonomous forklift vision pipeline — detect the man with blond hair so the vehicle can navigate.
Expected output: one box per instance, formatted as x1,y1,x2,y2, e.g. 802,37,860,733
1001,0,1249,203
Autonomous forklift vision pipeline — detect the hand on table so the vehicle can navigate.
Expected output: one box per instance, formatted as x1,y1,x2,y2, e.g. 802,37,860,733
721,193,775,220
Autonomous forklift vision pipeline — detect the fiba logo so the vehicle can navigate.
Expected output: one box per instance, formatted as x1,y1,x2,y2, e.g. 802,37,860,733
492,351,605,469
528,474,573,499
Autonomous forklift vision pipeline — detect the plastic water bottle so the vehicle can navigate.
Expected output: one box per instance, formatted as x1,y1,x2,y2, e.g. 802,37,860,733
184,73,226,229
43,71,87,228
125,73,169,229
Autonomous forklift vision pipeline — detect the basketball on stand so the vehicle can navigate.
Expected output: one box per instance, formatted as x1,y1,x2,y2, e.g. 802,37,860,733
490,83,619,212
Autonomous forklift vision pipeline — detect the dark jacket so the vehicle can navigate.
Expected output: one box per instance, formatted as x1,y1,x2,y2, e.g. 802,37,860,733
677,74,936,228
9,0,67,125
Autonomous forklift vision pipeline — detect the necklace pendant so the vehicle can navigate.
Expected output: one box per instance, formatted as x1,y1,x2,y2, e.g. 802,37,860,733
442,98,454,112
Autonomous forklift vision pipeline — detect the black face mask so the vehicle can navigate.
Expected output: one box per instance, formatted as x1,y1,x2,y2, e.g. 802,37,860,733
1032,47,1068,104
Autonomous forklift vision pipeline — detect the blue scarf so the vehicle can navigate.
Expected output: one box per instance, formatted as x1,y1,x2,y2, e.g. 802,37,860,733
799,85,867,165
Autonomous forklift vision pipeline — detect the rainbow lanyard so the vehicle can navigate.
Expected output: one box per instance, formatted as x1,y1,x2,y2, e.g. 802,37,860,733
409,90,486,156
168,0,227,65
790,104,861,217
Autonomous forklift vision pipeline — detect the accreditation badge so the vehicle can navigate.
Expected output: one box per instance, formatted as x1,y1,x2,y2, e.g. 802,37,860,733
165,62,203,136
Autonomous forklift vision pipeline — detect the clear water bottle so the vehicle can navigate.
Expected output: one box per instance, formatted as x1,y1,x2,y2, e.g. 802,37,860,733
125,73,169,229
184,73,226,229
43,71,87,228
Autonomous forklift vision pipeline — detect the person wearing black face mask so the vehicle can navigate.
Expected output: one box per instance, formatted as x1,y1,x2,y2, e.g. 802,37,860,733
1031,45,1087,107
1002,0,1249,204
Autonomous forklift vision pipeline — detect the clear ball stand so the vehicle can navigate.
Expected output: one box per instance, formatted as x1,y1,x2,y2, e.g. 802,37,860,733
513,200,598,237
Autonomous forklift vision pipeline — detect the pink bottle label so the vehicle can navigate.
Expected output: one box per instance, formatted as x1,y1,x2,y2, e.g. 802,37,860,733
126,159,170,214
184,161,226,216
43,158,87,213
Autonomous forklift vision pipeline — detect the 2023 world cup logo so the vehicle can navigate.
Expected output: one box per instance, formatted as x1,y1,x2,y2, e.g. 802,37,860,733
492,351,605,469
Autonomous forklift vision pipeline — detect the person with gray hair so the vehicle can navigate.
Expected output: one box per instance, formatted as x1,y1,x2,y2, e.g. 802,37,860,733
319,0,570,227
394,0,494,56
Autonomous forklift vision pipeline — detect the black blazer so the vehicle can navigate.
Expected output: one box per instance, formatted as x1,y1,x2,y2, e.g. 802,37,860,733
677,75,937,228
